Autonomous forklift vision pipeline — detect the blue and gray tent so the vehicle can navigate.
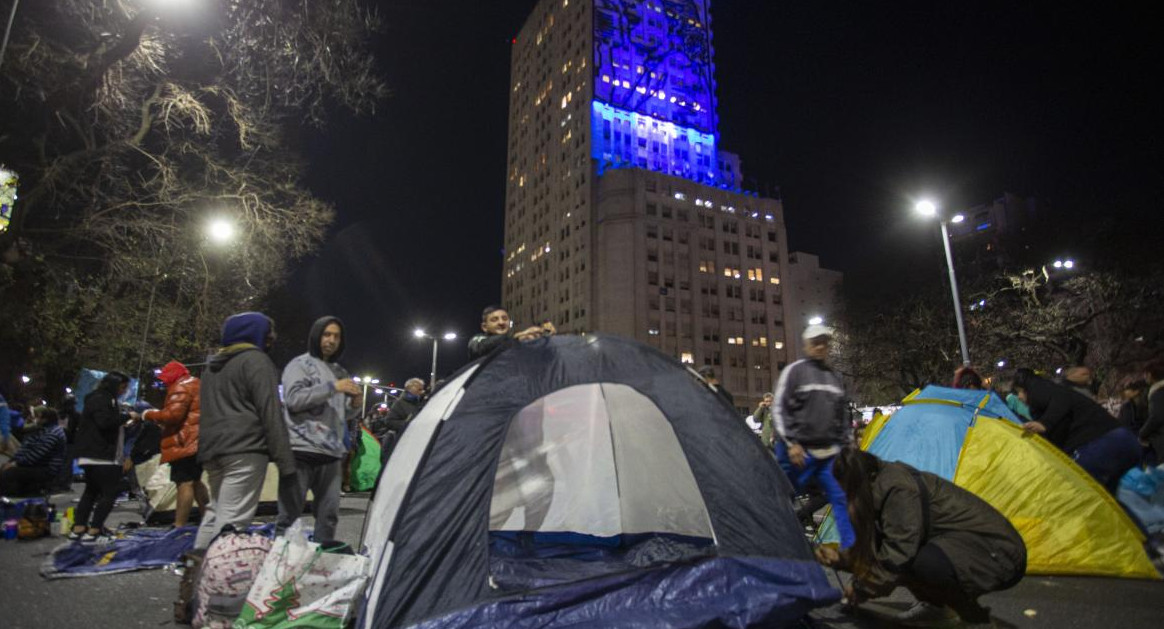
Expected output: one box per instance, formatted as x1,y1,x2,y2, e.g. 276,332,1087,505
358,334,839,628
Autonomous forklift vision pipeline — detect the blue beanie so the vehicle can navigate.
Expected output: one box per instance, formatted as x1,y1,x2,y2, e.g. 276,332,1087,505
221,312,274,350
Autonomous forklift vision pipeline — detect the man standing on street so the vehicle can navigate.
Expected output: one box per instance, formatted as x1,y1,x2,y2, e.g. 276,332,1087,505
772,323,855,550
196,312,295,549
142,361,209,528
277,316,360,543
371,377,426,466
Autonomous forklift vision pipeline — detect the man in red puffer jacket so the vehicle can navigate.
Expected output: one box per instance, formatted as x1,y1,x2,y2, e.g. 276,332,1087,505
143,361,209,527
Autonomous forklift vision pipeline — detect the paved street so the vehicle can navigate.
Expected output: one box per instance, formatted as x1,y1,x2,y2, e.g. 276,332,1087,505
1,486,1161,628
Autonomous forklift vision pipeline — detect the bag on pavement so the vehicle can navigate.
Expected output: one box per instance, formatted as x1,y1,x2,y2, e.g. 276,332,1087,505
17,501,51,540
233,521,368,629
174,548,207,625
192,527,273,629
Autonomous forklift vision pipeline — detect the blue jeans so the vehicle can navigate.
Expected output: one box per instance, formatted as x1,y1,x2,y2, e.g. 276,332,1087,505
1073,427,1141,494
775,442,856,549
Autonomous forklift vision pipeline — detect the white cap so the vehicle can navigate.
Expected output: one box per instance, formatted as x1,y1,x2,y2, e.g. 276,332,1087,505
802,324,835,341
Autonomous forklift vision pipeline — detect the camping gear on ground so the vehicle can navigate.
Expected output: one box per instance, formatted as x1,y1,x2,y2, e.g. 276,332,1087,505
1119,465,1164,535
358,334,840,629
192,527,273,628
17,500,51,539
235,521,369,629
818,385,1158,579
348,426,382,492
175,548,208,624
135,455,285,523
40,525,197,579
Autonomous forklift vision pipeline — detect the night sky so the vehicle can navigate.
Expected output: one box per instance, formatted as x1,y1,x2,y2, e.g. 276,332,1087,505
278,1,1161,387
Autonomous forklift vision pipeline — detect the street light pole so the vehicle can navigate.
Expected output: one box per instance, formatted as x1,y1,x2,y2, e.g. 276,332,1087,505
917,200,971,367
414,329,458,391
938,219,971,367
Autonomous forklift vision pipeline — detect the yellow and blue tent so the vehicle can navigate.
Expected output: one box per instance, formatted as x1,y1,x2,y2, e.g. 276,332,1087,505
821,385,1158,579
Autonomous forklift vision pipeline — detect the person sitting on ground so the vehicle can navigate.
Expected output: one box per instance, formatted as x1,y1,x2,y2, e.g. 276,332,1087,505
1014,370,1140,493
0,406,66,496
372,378,426,465
71,371,141,543
141,361,209,528
816,447,1026,628
468,305,555,360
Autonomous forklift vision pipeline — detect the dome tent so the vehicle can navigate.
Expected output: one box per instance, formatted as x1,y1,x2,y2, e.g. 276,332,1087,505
358,334,840,628
820,385,1158,579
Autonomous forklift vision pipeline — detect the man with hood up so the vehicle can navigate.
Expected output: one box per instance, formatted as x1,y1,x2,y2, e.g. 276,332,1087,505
195,312,295,549
276,316,360,543
141,360,209,528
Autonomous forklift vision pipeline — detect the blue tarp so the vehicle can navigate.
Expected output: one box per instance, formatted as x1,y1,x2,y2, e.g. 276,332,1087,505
411,556,839,629
73,368,140,414
40,526,196,579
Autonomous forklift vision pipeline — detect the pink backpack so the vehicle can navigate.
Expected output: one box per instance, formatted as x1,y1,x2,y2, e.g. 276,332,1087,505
192,530,273,628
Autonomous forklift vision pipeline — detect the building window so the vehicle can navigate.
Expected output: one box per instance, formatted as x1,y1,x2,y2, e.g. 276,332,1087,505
681,352,694,364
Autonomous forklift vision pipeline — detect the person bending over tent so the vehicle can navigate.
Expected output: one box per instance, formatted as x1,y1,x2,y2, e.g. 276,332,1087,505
1014,370,1140,493
817,447,1026,628
468,305,555,360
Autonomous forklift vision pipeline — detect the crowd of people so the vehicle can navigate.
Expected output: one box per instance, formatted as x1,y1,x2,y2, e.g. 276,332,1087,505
2,306,1162,627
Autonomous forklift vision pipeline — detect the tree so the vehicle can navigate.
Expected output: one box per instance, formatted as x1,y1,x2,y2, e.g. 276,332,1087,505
0,0,385,395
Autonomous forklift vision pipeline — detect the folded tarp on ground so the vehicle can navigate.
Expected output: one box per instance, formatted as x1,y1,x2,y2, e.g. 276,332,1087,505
40,526,197,579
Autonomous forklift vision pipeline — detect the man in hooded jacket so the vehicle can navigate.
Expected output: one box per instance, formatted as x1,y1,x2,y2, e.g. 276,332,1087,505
276,316,360,543
195,312,295,549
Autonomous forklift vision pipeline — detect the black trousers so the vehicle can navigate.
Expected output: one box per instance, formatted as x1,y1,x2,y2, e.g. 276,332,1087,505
903,544,993,623
74,464,122,530
0,465,54,496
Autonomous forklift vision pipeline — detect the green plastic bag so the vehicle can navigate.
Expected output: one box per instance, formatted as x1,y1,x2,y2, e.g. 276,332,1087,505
349,426,382,492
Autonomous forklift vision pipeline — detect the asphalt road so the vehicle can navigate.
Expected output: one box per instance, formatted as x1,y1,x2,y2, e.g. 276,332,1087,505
1,486,1161,628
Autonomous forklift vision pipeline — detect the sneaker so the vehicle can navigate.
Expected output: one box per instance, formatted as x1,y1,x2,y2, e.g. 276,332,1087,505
80,529,114,544
66,530,84,542
894,601,960,628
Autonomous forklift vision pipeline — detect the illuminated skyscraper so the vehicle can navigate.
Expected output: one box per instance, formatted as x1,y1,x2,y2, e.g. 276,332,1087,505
503,0,796,411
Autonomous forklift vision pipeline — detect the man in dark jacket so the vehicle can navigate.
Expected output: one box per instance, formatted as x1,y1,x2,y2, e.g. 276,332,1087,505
1015,371,1140,493
195,312,296,549
772,324,855,549
468,305,555,360
371,378,425,465
0,406,66,496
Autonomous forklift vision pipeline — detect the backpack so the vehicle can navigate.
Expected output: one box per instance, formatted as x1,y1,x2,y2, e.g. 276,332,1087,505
192,529,273,628
17,502,50,540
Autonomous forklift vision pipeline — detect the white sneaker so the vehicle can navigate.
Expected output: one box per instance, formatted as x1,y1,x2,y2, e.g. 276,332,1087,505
894,601,960,627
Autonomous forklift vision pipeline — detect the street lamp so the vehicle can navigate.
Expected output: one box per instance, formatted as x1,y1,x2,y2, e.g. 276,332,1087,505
808,316,824,326
916,199,971,367
414,329,458,390
206,217,235,244
354,376,380,414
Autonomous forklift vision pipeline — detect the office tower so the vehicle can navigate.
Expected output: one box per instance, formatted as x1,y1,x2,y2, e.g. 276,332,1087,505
503,0,799,412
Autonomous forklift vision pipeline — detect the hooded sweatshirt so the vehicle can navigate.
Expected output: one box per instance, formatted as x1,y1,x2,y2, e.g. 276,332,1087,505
280,316,353,460
197,312,295,475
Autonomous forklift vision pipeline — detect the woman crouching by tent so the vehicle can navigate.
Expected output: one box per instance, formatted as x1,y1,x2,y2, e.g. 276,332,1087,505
816,447,1026,628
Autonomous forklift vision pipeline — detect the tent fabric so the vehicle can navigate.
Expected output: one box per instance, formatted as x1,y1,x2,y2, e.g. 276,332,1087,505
956,418,1157,578
135,455,285,522
821,385,1158,579
408,557,835,629
360,334,839,628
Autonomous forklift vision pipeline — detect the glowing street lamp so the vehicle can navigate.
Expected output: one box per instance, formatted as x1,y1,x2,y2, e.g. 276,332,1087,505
206,218,235,244
915,199,971,367
414,329,458,390
354,376,380,413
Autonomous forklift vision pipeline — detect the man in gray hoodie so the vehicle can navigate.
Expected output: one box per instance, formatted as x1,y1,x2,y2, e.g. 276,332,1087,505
276,316,360,542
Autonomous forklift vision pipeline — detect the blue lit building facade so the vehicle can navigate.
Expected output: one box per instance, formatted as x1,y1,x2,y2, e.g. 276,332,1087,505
504,0,797,412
